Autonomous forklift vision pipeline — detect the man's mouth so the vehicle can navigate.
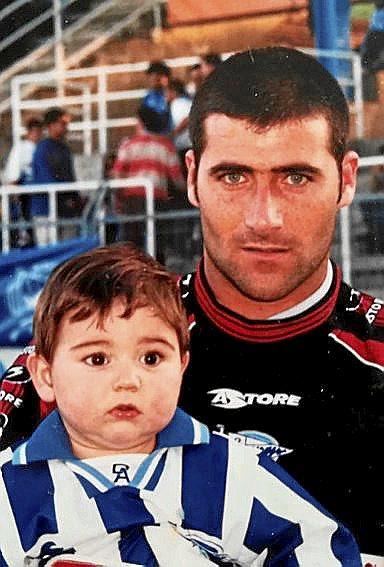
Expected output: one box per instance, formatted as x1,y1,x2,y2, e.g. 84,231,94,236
241,244,290,254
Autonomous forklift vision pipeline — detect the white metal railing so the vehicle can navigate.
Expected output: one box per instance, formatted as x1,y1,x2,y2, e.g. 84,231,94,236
1,177,155,256
2,156,384,289
10,54,201,154
338,154,384,285
0,0,165,115
10,47,364,154
0,0,80,56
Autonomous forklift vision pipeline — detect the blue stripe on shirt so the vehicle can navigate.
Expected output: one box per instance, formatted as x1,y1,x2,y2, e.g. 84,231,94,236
94,485,155,533
181,434,228,538
244,497,301,564
119,526,158,566
2,460,57,551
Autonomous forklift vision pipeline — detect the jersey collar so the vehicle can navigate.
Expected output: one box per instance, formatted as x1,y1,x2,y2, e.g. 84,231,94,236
194,259,342,343
12,408,210,465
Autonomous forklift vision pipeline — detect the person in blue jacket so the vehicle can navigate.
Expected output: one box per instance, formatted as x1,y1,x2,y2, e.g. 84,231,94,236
31,107,80,246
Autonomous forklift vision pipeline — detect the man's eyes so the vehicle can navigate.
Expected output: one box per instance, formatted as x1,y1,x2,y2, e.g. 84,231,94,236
285,173,311,186
218,172,246,184
216,171,312,186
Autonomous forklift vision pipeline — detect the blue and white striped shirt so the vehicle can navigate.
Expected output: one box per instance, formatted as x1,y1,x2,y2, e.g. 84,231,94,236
0,408,361,566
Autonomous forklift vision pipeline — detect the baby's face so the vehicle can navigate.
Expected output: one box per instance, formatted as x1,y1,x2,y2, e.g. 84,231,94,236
43,301,188,458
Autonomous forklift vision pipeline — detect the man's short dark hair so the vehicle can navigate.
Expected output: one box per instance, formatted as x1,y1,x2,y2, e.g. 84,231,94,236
146,60,171,77
137,104,168,134
43,107,66,126
190,47,350,167
26,117,43,130
201,53,222,67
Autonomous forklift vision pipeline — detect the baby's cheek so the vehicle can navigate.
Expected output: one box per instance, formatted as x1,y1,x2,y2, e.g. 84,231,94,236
151,397,177,423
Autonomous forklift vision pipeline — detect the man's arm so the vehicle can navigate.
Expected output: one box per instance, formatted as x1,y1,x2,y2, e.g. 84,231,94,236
0,347,44,450
3,145,21,184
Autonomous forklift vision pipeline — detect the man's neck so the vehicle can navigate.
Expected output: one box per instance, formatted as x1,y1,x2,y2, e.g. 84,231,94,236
203,256,330,320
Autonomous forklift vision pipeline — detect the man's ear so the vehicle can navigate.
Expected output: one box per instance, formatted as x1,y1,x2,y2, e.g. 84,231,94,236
338,150,359,209
26,353,56,403
185,149,199,207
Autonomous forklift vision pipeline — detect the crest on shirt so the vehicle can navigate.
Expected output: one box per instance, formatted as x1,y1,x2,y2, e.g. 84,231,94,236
112,463,130,484
231,429,293,461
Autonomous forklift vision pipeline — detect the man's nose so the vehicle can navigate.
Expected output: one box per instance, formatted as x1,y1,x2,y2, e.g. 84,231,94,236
244,184,283,230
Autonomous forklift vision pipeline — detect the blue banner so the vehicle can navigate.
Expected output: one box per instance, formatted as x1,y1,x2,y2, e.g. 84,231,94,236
0,237,99,346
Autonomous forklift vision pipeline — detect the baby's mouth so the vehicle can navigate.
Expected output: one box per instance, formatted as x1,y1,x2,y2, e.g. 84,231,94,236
109,404,141,419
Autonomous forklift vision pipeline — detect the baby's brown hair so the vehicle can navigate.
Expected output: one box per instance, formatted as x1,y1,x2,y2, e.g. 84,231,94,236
33,243,189,362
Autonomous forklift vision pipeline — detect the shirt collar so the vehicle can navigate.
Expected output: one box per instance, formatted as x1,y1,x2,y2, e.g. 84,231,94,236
12,408,210,465
268,260,333,320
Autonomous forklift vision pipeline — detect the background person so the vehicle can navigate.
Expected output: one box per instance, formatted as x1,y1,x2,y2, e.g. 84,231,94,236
112,104,185,262
0,243,361,566
142,60,172,135
166,78,192,180
199,52,222,79
360,142,384,253
3,117,43,248
185,63,203,97
31,107,81,246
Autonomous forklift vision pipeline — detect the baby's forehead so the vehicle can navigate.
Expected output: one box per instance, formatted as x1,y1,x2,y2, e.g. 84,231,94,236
64,299,162,327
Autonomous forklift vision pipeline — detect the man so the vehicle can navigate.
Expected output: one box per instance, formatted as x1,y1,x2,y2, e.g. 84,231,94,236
142,60,172,135
112,104,185,260
31,107,80,245
199,52,222,79
177,47,383,560
0,48,383,559
165,78,193,178
3,117,43,247
185,63,203,97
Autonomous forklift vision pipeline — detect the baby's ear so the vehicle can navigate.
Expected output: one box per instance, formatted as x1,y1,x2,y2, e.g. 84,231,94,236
26,353,56,403
181,351,190,375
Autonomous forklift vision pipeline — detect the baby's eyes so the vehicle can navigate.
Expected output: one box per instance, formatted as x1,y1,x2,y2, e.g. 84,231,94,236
139,351,162,366
82,351,164,367
84,353,109,366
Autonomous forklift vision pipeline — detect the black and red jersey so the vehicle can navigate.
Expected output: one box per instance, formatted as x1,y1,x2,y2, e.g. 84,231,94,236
178,262,384,556
0,260,383,555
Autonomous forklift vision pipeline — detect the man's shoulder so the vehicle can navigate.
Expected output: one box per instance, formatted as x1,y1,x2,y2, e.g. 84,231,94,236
34,138,55,155
331,280,384,367
337,280,384,329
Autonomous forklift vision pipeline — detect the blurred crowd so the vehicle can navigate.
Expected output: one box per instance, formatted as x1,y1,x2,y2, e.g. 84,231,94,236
1,53,223,264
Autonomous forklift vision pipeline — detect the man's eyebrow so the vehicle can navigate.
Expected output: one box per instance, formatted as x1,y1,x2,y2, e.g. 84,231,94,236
208,162,322,176
208,163,254,175
271,163,322,175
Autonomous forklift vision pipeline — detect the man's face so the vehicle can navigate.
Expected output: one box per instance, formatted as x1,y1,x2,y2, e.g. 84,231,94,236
29,301,188,458
28,126,43,144
148,72,169,90
48,115,69,140
200,61,215,79
186,114,358,317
